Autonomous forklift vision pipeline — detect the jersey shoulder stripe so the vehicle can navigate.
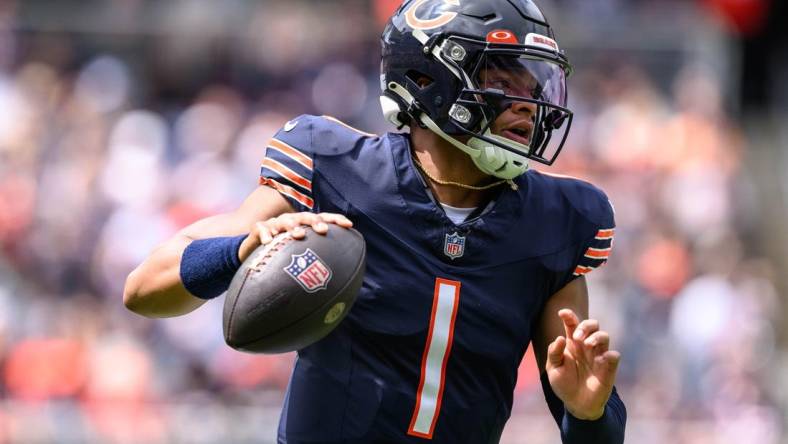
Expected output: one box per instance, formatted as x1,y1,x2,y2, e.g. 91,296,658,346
596,228,615,239
259,177,314,209
267,138,313,170
259,116,319,212
573,228,615,276
260,114,381,212
262,157,312,192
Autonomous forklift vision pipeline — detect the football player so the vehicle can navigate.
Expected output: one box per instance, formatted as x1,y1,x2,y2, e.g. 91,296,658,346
124,0,626,442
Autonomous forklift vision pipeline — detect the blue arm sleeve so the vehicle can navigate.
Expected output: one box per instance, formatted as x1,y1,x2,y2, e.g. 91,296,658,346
540,372,627,444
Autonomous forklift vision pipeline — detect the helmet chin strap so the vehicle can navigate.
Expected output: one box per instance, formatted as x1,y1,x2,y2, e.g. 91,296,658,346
383,81,529,180
420,114,528,180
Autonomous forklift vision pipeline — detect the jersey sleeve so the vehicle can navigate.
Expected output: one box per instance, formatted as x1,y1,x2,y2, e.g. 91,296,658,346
572,197,615,279
573,223,615,278
546,185,616,295
259,116,316,212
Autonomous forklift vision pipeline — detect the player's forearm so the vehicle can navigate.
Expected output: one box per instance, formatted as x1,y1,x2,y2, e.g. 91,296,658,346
561,388,626,444
123,207,264,318
123,236,207,318
540,373,626,444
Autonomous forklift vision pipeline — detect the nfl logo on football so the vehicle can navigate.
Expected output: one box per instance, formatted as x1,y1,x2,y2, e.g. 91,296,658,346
444,232,465,260
284,248,333,292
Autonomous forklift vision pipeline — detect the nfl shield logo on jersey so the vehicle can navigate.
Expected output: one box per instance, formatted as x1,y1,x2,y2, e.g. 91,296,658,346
444,232,466,260
284,248,333,292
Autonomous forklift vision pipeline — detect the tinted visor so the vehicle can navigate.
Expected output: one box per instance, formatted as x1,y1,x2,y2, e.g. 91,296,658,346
477,54,567,108
461,53,572,165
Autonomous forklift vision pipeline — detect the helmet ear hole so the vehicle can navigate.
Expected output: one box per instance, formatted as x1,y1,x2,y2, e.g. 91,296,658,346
405,70,434,89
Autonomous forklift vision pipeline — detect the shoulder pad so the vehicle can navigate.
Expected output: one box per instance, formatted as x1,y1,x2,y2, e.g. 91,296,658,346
532,171,614,229
529,171,616,285
271,115,379,157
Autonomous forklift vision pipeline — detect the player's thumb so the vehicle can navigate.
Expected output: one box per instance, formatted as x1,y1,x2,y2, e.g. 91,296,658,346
546,336,566,369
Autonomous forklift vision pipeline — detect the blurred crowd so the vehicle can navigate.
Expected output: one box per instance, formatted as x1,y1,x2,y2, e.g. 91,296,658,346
0,0,784,443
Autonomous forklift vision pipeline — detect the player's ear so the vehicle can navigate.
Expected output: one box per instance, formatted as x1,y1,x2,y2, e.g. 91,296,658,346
404,70,433,89
416,76,433,88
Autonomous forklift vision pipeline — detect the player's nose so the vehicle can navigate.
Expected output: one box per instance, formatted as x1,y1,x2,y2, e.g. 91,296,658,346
510,100,536,119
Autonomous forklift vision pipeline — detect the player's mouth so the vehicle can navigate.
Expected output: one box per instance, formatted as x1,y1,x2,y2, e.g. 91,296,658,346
501,126,531,146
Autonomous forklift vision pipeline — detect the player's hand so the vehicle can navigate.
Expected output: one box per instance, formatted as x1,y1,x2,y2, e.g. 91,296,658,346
238,212,353,262
545,308,621,420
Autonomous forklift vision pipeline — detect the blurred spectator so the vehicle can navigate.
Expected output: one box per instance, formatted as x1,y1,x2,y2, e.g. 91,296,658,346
0,1,784,443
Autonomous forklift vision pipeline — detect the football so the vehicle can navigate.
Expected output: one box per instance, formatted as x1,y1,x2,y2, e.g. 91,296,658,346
223,225,366,353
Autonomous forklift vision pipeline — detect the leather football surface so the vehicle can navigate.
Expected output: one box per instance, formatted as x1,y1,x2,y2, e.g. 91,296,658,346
223,225,366,353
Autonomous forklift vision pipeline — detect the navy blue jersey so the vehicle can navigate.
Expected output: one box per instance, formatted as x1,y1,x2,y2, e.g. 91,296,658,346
259,115,615,444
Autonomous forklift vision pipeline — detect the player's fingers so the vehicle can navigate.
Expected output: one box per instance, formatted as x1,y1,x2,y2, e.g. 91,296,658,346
303,213,353,235
558,309,580,341
318,213,354,228
274,214,305,234
584,331,610,354
264,217,283,236
256,221,274,244
573,319,600,341
291,213,331,238
595,350,621,384
308,213,331,234
290,225,307,239
283,212,322,235
546,336,566,369
292,212,320,226
311,221,329,234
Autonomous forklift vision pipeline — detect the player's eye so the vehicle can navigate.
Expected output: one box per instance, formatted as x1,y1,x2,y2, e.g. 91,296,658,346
484,79,513,95
486,79,511,92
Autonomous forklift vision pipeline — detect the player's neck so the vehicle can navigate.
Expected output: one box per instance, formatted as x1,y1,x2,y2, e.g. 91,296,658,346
409,125,498,209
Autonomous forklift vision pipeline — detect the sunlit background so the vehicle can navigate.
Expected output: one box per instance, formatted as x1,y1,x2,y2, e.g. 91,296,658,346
0,0,786,443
